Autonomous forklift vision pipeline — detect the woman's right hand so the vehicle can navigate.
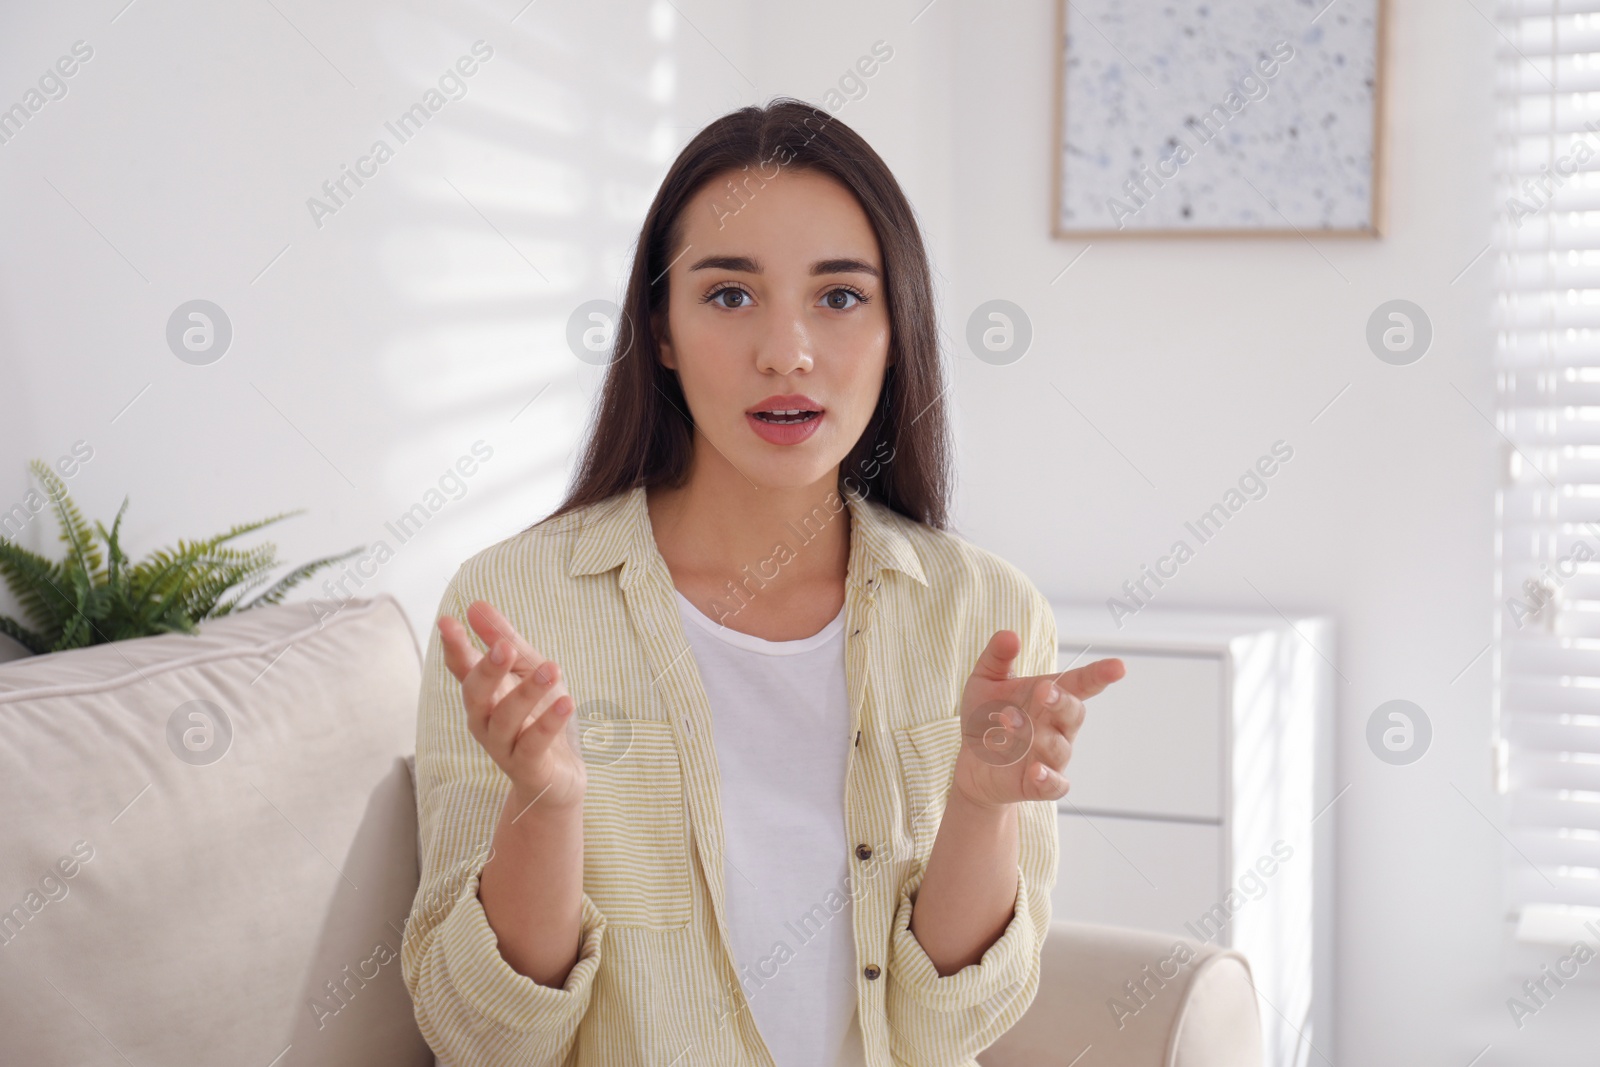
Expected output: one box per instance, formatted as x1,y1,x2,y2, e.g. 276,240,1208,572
437,599,587,815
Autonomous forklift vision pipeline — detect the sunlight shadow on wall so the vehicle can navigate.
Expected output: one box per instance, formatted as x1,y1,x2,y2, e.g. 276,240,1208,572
362,1,680,615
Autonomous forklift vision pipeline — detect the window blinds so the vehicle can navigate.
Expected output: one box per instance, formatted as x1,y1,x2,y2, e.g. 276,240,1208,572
1495,0,1600,939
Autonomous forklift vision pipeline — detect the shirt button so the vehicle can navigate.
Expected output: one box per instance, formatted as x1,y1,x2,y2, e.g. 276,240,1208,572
863,964,881,980
855,843,873,861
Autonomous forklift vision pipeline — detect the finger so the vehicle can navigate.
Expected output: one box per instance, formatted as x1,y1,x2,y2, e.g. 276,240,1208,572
1028,728,1072,772
1030,677,1086,740
972,630,1024,683
508,684,579,767
487,659,566,751
1023,758,1071,802
436,616,482,682
461,639,518,724
466,600,553,680
1049,657,1126,701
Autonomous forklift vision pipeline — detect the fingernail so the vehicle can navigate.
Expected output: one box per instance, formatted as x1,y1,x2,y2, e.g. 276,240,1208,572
1034,763,1049,782
490,643,507,665
1046,685,1062,706
535,663,554,686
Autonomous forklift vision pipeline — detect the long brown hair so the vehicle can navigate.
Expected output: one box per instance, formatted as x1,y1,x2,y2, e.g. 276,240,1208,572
545,98,951,529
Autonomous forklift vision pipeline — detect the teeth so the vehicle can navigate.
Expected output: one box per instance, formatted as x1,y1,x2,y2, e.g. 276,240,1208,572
754,409,817,425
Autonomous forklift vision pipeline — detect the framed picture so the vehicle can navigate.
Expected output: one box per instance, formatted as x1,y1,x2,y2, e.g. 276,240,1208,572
1052,0,1386,238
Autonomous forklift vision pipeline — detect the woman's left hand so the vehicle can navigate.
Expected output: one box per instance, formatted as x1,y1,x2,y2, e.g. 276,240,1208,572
951,630,1125,809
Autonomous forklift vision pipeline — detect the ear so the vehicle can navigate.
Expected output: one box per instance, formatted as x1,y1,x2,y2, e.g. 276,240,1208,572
654,311,677,370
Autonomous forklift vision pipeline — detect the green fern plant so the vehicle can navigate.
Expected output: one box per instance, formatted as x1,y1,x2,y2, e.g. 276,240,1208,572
0,460,363,654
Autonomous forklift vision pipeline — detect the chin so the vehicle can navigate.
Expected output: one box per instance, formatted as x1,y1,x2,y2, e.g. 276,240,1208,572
725,441,845,492
746,459,843,493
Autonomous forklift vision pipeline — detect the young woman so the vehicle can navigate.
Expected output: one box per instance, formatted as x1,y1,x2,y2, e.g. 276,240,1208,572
401,99,1124,1067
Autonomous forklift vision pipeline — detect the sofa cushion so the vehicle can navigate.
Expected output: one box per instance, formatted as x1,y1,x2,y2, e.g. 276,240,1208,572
0,596,434,1066
979,920,1262,1067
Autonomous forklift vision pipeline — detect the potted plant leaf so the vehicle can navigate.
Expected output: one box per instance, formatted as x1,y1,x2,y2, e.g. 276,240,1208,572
0,459,362,655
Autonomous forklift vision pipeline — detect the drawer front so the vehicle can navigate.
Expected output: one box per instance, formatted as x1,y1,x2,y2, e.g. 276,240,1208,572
1056,648,1223,821
1052,813,1226,942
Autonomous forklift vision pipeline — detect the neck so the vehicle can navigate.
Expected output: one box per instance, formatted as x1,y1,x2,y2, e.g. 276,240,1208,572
645,442,851,590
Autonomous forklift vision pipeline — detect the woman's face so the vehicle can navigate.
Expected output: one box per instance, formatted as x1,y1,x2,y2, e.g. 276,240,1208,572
657,167,891,492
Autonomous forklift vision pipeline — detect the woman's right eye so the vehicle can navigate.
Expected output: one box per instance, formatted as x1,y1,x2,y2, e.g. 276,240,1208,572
707,286,749,309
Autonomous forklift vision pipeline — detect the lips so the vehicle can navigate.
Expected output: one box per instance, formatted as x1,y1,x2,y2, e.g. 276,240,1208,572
746,394,824,446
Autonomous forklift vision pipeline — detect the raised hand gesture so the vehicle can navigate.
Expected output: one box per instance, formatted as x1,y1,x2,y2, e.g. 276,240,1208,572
952,630,1124,810
436,599,587,815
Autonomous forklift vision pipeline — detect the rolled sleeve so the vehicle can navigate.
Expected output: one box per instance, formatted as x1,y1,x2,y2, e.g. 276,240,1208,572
883,795,1056,1063
405,862,608,1064
437,873,607,1030
887,862,1038,1013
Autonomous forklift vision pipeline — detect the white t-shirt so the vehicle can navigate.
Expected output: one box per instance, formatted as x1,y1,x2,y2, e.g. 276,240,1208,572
674,591,868,1067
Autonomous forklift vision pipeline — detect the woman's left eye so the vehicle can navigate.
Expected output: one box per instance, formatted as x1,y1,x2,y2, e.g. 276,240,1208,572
821,287,863,310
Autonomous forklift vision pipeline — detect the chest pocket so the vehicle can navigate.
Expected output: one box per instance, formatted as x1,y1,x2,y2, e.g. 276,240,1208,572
891,715,964,861
580,718,694,928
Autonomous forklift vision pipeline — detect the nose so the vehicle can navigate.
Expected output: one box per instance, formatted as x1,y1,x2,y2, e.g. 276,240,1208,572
754,307,815,376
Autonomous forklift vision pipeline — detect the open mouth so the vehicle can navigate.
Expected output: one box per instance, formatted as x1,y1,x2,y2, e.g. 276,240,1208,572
750,409,821,425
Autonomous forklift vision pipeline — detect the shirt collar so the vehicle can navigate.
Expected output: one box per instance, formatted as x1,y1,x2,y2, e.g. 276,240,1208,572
566,485,928,588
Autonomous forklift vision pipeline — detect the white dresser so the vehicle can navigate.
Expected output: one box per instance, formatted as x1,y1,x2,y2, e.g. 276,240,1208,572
1049,605,1336,1067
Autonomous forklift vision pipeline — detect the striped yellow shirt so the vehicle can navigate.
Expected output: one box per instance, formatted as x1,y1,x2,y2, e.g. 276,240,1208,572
401,485,1060,1066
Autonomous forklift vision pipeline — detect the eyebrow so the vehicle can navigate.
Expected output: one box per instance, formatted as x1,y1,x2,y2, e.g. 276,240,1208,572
688,254,759,273
813,257,880,279
686,254,880,279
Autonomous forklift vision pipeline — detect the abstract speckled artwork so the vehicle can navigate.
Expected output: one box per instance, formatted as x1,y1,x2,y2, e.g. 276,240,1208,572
1055,0,1382,235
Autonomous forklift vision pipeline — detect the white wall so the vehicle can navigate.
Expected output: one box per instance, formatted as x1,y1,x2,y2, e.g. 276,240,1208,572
0,0,1589,1063
0,0,722,652
933,1,1594,1064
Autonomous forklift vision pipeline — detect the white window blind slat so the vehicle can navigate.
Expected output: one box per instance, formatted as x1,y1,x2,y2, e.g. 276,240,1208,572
1496,0,1600,925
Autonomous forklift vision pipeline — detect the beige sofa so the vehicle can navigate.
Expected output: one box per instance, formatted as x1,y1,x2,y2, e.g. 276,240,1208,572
0,595,1261,1066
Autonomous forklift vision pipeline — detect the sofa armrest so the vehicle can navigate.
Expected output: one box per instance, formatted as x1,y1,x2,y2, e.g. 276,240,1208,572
978,921,1262,1067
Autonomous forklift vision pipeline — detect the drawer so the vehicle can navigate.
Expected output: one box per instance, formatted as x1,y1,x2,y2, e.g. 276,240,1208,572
1055,649,1223,821
1052,812,1226,942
